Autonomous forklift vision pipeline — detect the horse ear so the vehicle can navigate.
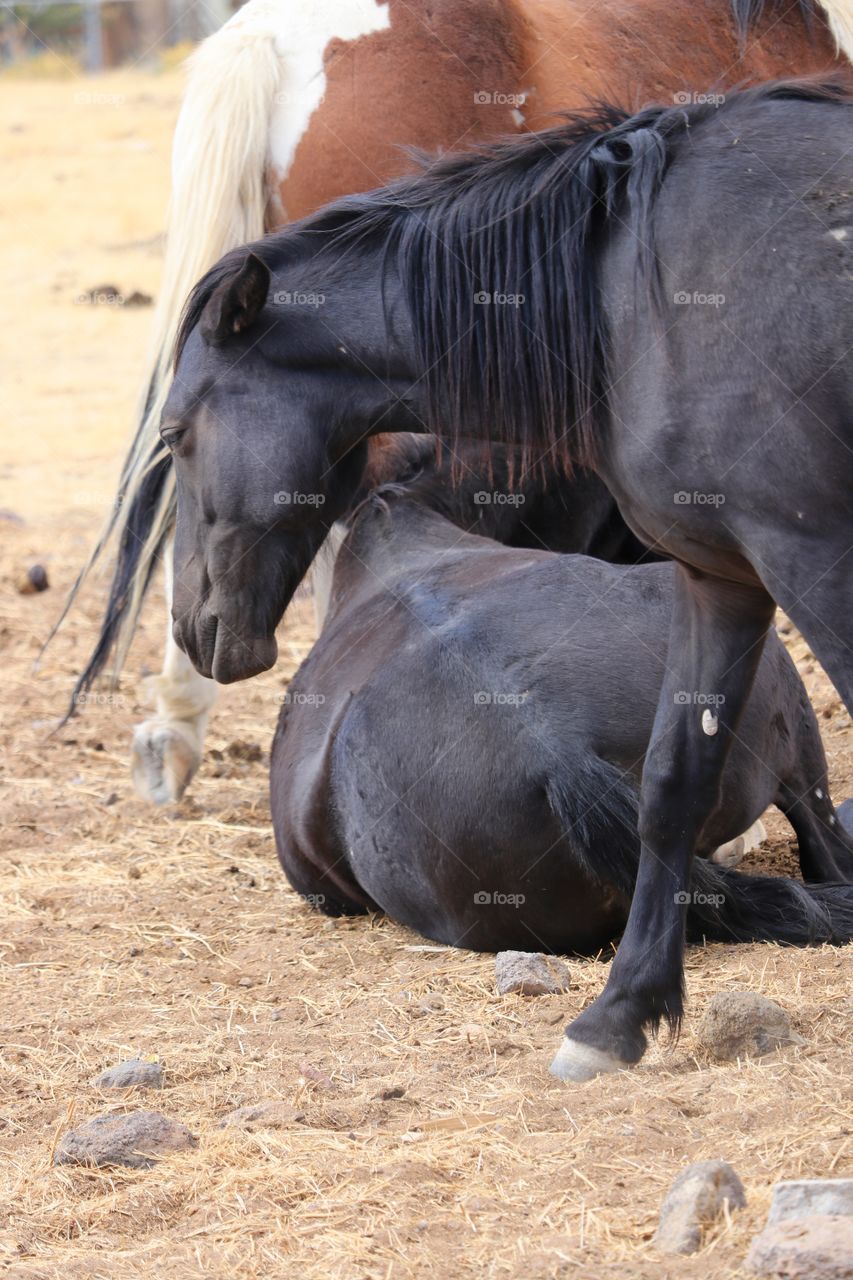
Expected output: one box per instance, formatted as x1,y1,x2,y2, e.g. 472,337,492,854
200,253,270,343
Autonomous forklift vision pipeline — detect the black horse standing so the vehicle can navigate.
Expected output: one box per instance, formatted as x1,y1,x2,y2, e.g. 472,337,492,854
158,82,853,1081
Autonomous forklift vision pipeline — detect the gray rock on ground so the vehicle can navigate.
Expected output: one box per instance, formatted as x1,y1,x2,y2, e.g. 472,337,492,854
54,1110,197,1169
654,1159,747,1255
219,1101,304,1130
494,951,572,997
768,1179,853,1224
747,1215,853,1278
94,1057,164,1090
695,991,803,1061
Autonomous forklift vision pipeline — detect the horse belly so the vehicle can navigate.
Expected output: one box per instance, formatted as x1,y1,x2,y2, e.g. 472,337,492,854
331,705,625,953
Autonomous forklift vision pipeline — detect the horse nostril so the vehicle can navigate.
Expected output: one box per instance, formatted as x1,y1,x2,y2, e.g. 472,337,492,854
197,612,219,647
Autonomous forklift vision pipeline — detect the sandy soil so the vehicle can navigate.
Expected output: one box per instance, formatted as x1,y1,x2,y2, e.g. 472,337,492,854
0,69,851,1280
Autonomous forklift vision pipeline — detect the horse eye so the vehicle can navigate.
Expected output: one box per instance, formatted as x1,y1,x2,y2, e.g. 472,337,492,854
160,425,185,449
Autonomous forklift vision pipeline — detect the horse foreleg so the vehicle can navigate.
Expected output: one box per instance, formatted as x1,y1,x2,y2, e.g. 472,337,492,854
131,540,217,804
550,568,775,1082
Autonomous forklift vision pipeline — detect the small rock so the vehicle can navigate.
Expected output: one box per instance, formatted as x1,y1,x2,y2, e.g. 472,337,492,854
54,1110,196,1169
94,1057,163,1090
495,950,572,997
123,290,153,308
18,564,49,595
747,1215,853,1278
654,1159,746,1255
225,739,262,763
767,1179,853,1224
695,991,803,1061
219,1101,304,1130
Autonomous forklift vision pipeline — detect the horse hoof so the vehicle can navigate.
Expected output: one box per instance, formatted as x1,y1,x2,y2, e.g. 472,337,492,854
131,720,201,805
549,1036,631,1083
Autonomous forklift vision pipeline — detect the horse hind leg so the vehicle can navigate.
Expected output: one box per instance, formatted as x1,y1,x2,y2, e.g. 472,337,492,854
131,540,217,804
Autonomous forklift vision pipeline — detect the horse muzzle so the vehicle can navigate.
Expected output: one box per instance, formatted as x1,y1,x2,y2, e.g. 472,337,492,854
173,608,279,684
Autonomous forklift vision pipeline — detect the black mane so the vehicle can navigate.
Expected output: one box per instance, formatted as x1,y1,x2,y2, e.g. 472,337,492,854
177,80,849,470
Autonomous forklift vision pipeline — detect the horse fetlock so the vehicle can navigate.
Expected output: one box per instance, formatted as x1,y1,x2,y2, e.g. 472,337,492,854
146,669,218,721
131,718,202,805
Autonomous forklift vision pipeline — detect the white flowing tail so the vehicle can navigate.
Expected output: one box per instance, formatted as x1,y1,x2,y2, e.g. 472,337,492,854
56,14,284,706
819,1,853,64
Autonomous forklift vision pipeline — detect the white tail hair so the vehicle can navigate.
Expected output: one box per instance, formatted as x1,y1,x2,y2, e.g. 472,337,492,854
114,23,284,670
59,16,284,695
819,0,853,63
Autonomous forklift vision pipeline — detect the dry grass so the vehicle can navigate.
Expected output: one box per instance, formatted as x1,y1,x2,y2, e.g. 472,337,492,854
0,69,851,1280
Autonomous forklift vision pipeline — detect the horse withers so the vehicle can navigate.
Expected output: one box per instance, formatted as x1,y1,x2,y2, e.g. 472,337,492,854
272,488,853,958
162,83,853,1080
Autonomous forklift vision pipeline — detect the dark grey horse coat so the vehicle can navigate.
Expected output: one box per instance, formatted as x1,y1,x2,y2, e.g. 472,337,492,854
271,494,853,953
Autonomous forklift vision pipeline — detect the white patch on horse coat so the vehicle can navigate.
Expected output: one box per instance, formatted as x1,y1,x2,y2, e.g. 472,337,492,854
701,709,719,736
816,787,824,799
232,0,393,185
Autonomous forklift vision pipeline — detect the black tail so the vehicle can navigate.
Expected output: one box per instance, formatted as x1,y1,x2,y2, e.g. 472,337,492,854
46,436,173,724
545,754,853,946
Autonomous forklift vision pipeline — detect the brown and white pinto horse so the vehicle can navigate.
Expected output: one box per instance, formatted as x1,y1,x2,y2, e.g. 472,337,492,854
62,0,852,803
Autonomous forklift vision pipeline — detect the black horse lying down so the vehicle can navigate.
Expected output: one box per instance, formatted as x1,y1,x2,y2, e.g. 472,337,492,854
271,489,853,954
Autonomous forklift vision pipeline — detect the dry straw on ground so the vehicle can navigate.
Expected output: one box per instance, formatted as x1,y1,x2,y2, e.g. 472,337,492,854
1,68,851,1280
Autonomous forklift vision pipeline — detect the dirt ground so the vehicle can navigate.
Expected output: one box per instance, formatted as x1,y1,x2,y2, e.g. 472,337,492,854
0,69,851,1280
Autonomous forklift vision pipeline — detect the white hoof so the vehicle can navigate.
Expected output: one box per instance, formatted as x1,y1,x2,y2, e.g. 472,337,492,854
132,719,201,805
549,1036,631,1083
711,818,766,868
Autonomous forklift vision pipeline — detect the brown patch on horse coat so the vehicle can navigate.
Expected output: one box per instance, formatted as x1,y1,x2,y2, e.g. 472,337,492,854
277,0,842,223
280,0,526,220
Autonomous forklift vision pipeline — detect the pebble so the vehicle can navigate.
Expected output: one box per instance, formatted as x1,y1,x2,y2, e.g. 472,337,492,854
17,564,49,594
495,950,572,997
94,1057,163,1090
654,1159,746,1254
695,991,803,1061
54,1110,196,1169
